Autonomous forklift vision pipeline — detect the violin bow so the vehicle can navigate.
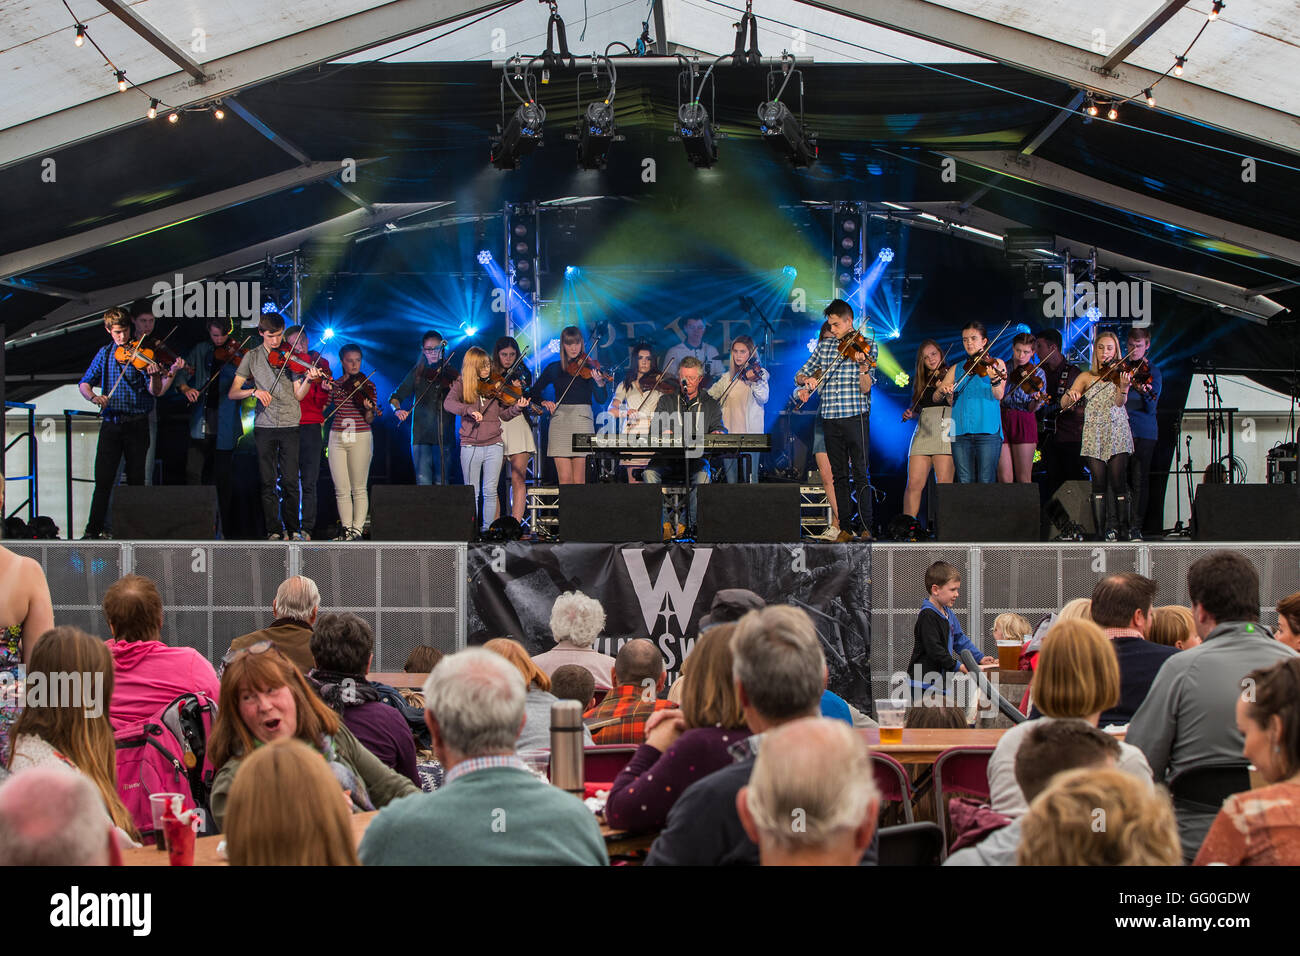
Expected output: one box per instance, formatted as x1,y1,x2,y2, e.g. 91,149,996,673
552,325,606,409
411,348,460,412
471,346,533,430
192,334,253,399
902,344,955,422
322,369,380,425
794,321,875,409
103,326,178,405
1070,344,1138,409
632,364,676,418
714,354,764,408
1007,343,1056,399
947,319,1013,396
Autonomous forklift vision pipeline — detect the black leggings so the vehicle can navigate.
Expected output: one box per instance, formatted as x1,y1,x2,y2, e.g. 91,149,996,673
1084,454,1130,497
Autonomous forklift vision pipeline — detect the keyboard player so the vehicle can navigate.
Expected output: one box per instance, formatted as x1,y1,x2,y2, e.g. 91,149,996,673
641,357,725,538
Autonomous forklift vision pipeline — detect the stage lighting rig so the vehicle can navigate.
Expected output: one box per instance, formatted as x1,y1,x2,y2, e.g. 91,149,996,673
759,60,816,167
672,58,725,169
569,56,623,171
491,58,547,170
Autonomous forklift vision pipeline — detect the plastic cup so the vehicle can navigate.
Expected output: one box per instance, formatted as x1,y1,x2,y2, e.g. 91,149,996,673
997,641,1023,670
149,793,185,851
163,805,198,866
875,699,905,744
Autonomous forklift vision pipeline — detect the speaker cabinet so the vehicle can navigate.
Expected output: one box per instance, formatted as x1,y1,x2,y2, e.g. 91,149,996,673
935,484,1041,542
697,483,801,542
1193,484,1300,541
1047,480,1096,537
112,486,216,539
558,484,663,542
370,486,477,542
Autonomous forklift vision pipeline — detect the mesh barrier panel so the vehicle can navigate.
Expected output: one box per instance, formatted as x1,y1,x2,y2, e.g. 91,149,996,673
1147,543,1300,631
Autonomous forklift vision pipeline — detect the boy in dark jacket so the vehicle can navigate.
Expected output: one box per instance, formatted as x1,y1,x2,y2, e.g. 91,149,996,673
908,561,993,696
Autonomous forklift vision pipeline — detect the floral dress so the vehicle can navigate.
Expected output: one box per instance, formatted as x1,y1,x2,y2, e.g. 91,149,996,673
1080,380,1134,460
1,625,24,767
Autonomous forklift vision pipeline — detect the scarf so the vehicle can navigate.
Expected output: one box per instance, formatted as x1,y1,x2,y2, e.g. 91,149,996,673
309,668,382,713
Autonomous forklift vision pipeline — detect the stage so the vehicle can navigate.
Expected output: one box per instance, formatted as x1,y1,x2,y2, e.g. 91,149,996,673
10,538,1298,710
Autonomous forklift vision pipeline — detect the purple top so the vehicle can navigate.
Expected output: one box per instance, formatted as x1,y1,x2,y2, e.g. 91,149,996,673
604,724,750,832
341,700,420,789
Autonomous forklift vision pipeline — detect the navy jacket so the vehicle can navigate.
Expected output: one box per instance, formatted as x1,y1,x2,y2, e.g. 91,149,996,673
1100,636,1179,725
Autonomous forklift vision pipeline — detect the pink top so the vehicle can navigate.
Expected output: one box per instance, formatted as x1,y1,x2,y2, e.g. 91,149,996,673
444,376,524,446
106,639,221,732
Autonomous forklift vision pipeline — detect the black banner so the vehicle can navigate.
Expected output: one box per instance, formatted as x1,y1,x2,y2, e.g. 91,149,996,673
467,542,872,709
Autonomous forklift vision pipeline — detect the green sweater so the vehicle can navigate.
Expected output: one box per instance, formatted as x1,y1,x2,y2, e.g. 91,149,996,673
359,766,608,866
210,723,419,832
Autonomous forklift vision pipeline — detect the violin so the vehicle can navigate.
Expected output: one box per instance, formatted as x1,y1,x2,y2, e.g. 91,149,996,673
334,373,381,415
213,339,248,365
1123,357,1156,398
565,355,604,380
479,373,529,407
115,335,180,372
1006,361,1046,397
836,330,877,367
739,355,765,383
420,361,458,388
640,371,679,394
963,355,1006,384
268,347,330,380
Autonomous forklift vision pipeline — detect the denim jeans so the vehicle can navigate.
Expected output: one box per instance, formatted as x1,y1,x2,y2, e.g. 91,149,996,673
952,433,1002,484
643,458,711,528
413,442,443,486
461,442,505,530
721,452,760,483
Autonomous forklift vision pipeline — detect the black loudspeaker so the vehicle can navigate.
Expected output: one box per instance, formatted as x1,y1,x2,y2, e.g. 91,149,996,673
112,486,217,539
935,484,1041,542
559,485,662,542
697,484,801,543
370,486,477,541
1193,484,1300,541
1047,480,1096,538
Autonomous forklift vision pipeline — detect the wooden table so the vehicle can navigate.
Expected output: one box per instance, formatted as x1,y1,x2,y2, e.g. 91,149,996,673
123,811,377,866
600,822,657,858
867,728,1006,765
369,672,428,689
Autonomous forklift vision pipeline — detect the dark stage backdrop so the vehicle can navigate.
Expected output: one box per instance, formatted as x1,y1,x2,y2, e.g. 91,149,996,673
466,541,872,709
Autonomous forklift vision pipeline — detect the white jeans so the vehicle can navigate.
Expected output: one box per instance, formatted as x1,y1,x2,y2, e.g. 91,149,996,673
461,442,505,530
328,428,373,531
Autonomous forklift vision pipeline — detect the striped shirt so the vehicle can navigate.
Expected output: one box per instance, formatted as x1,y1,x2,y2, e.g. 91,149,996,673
328,377,372,434
81,345,155,419
797,337,875,420
443,754,530,786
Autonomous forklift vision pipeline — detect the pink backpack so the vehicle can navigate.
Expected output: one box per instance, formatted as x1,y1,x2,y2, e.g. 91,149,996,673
114,691,217,843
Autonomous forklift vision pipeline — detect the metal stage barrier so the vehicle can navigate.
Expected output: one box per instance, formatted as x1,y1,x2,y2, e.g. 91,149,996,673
8,540,1297,698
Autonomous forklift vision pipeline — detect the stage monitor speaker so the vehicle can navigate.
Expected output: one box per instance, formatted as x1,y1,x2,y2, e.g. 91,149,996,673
112,486,216,539
697,484,801,543
559,485,662,542
1047,480,1096,537
935,484,1040,542
1193,483,1300,541
370,486,477,541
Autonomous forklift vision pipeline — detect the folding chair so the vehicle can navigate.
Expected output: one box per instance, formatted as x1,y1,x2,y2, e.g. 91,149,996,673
877,822,945,866
871,752,916,824
583,745,639,784
932,746,995,856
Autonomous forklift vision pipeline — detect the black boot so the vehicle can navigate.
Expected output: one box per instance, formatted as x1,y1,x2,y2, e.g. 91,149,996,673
1116,496,1132,541
1090,494,1108,541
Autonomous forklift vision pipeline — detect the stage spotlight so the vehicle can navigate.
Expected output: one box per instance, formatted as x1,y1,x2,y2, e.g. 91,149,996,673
321,328,335,342
889,329,901,339
461,322,479,337
477,249,493,265
678,103,717,169
491,102,546,170
878,247,895,263
757,101,817,167
565,265,580,279
577,101,614,170
261,299,279,315
783,265,798,280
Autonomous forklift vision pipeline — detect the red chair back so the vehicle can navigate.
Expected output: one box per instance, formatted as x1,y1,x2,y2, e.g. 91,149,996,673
870,752,915,824
583,745,638,785
590,688,609,708
932,746,995,856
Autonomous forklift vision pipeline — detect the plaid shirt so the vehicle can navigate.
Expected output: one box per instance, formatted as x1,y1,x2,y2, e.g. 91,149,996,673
583,685,678,745
81,344,155,420
797,337,875,420
443,753,529,786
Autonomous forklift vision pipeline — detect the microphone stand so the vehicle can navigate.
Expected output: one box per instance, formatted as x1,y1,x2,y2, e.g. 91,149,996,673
1164,415,1190,537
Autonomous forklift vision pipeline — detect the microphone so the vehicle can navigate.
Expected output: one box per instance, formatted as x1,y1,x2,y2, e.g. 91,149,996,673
958,648,1027,724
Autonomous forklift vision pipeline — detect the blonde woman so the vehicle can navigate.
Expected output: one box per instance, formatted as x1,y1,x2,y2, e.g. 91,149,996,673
901,339,954,521
534,326,609,484
225,737,360,865
444,347,527,533
6,627,139,845
1061,330,1135,540
987,618,1153,818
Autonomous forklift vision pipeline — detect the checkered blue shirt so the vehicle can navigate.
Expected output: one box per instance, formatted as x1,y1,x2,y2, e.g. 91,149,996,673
443,753,530,786
797,337,875,420
81,344,155,420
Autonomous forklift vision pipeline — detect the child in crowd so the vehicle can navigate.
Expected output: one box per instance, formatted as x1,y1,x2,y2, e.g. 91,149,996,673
907,562,994,702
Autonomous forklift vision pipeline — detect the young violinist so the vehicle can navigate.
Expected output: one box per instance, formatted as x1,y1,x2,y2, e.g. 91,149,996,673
901,339,954,523
997,332,1046,484
937,321,1006,485
1060,329,1135,541
285,324,332,539
535,325,609,484
1034,328,1086,505
323,344,376,541
610,343,660,482
78,308,184,539
708,335,769,483
1124,327,1161,539
175,316,244,536
807,322,840,538
642,357,724,537
795,300,876,541
389,330,458,486
492,336,537,520
128,299,164,486
444,347,528,533
229,313,324,540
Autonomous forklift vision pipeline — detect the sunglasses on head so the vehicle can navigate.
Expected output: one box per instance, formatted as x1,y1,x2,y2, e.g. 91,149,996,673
221,639,283,666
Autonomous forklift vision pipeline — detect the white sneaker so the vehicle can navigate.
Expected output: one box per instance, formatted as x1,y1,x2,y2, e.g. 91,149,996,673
817,526,842,541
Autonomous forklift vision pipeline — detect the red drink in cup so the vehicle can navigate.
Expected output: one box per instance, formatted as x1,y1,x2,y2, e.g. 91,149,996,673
162,798,199,866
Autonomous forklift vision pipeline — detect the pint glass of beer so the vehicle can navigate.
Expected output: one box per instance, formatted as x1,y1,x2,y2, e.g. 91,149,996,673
875,699,905,744
997,640,1023,671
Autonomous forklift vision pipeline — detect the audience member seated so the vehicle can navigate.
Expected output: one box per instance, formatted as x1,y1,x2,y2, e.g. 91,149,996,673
992,612,1032,649
1148,606,1200,651
946,721,1120,866
226,576,321,673
1017,767,1182,865
1089,572,1177,725
1020,597,1092,677
403,644,443,673
988,619,1152,817
209,642,418,831
484,638,593,752
359,648,607,865
1127,550,1298,861
0,531,55,764
531,591,615,690
1274,593,1300,652
0,767,123,866
905,702,969,729
6,626,139,844
102,574,221,732
550,664,596,712
646,606,877,866
224,737,360,865
737,717,880,866
1195,657,1300,865
584,638,677,745
605,624,749,831
307,612,420,787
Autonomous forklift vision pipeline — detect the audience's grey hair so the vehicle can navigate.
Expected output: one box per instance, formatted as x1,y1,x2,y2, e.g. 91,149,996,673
549,591,606,648
731,605,825,720
745,717,879,852
423,649,526,757
0,767,112,866
274,576,320,621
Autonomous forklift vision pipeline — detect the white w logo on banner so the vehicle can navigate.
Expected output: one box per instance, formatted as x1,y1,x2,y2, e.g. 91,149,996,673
621,548,714,633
